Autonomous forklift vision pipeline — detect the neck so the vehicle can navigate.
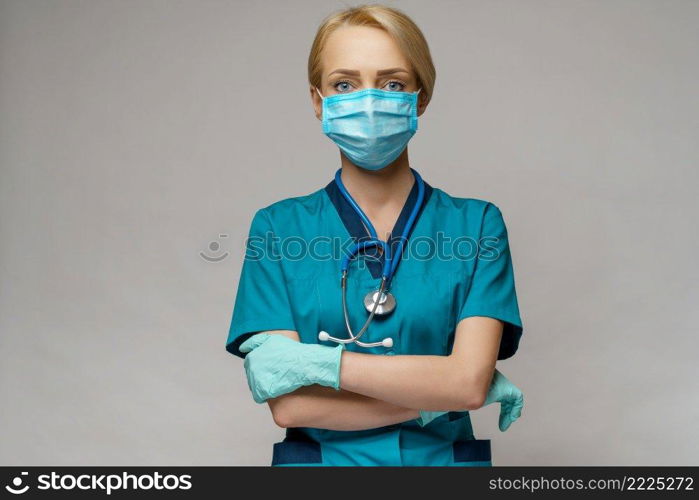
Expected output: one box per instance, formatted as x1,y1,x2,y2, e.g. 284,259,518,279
339,149,415,209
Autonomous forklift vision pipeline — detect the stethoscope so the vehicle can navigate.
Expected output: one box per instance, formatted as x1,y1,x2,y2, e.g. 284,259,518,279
318,168,425,349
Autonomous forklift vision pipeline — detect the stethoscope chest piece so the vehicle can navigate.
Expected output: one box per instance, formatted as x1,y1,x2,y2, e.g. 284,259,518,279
363,290,396,316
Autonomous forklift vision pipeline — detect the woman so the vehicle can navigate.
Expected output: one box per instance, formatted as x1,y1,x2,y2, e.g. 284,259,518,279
226,4,525,467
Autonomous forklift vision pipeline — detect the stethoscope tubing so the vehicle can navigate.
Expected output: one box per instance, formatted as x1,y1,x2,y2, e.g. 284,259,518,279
335,168,425,283
320,168,425,349
318,275,392,348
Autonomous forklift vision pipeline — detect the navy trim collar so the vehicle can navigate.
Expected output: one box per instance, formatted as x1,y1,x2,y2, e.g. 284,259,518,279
324,174,434,279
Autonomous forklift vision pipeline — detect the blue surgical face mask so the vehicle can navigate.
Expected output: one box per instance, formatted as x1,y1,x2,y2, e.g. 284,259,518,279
316,87,421,171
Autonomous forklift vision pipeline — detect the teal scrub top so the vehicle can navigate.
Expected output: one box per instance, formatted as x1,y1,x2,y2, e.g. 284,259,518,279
226,175,523,466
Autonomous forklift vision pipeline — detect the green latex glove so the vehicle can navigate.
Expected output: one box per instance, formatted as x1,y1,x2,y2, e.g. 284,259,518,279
484,369,524,431
239,333,345,403
416,410,447,427
416,369,524,431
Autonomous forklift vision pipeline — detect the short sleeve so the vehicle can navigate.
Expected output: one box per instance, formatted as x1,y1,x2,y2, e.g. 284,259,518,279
225,209,297,358
457,202,523,359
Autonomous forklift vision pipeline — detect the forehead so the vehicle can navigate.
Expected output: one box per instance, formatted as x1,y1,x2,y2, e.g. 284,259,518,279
322,25,412,74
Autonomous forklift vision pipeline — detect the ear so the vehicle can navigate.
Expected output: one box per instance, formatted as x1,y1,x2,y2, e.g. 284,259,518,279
416,91,429,117
310,85,322,121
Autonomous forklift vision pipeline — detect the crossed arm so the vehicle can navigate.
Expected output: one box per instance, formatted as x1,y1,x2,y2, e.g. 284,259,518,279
264,316,503,431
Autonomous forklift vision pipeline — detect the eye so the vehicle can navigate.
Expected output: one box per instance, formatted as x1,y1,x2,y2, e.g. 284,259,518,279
333,80,354,93
384,80,406,92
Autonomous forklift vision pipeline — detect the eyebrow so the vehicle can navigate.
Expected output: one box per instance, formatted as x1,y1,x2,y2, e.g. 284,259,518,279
327,67,411,77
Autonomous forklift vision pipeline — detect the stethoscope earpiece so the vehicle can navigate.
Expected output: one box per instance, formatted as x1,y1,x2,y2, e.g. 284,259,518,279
318,330,394,349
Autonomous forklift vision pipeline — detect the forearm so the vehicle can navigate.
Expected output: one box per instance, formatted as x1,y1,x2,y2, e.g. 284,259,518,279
339,351,486,411
267,385,419,431
244,319,495,419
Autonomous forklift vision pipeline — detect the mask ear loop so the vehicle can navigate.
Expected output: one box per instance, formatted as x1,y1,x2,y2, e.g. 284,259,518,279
414,88,423,107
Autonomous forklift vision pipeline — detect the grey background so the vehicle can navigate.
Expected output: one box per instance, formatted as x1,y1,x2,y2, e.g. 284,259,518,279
1,0,697,466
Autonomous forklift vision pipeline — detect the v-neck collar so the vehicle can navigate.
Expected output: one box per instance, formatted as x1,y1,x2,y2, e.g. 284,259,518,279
324,174,434,279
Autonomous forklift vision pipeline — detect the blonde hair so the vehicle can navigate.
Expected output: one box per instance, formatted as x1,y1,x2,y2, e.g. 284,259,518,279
308,4,436,103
